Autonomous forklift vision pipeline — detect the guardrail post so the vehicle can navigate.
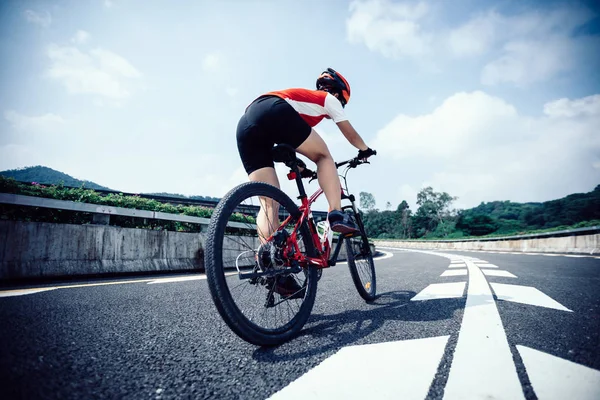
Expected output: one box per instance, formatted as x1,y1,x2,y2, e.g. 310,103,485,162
93,213,110,225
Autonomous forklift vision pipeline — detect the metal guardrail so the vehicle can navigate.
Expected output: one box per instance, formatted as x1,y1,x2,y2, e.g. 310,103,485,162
1,182,329,220
0,193,254,230
374,226,600,243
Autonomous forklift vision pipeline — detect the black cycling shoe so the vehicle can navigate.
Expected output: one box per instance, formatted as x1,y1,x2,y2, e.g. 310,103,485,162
328,210,359,235
273,275,305,299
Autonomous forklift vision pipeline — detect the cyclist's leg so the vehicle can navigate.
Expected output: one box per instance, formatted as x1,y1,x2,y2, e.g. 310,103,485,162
295,129,341,211
249,167,280,242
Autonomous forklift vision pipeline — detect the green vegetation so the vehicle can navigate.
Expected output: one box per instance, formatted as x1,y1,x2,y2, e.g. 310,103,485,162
361,185,600,240
0,176,253,232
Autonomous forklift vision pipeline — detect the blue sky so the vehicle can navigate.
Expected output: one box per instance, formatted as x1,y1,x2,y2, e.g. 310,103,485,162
1,0,599,211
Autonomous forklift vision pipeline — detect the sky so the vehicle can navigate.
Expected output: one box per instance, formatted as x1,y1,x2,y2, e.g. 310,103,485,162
1,0,599,212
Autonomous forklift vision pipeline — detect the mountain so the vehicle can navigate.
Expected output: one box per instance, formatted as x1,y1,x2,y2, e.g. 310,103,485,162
0,166,112,191
0,166,221,202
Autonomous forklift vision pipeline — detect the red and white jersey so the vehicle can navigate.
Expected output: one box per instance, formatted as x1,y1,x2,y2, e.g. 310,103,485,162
264,88,348,127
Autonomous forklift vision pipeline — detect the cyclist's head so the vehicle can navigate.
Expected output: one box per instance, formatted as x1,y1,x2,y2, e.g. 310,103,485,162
316,68,351,108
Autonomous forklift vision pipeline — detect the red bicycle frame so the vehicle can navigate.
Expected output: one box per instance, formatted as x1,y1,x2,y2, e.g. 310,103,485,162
273,184,348,270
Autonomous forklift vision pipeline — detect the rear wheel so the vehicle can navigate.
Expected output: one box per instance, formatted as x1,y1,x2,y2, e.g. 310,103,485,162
205,182,318,346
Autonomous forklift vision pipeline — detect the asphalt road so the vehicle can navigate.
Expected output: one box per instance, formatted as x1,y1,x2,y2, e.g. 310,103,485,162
1,249,599,399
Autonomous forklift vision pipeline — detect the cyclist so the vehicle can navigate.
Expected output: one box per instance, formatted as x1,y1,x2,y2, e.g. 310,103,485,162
236,68,376,242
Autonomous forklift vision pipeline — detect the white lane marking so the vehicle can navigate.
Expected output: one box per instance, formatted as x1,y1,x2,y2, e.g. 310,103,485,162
411,282,466,301
269,336,450,400
476,263,499,268
0,288,56,298
482,270,517,278
440,269,467,277
448,263,467,268
373,250,394,261
564,255,587,258
517,345,600,400
148,276,207,284
490,283,572,312
444,260,524,400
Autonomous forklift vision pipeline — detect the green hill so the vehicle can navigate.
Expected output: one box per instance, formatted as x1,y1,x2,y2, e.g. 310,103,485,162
0,166,111,191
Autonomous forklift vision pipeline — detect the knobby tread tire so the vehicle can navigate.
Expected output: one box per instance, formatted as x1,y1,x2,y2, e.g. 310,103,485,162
205,181,318,346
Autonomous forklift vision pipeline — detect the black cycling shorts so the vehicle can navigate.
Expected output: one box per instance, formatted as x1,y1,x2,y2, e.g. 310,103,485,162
236,95,312,175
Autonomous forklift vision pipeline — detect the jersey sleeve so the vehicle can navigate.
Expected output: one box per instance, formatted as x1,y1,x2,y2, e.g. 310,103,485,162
323,93,348,123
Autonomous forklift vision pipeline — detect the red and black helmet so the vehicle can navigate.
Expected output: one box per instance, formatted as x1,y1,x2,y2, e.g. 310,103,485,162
316,68,351,107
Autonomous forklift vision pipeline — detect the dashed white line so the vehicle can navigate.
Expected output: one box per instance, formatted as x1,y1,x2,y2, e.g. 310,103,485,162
411,282,466,301
490,283,572,312
440,269,467,277
269,336,450,400
482,270,517,278
517,345,600,400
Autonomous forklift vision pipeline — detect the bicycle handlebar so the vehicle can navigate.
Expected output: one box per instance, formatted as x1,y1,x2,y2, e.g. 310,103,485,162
300,152,376,183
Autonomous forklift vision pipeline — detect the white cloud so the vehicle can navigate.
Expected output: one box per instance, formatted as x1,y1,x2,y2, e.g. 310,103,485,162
346,0,432,59
46,44,141,99
4,110,66,131
24,10,51,27
71,30,91,45
347,2,596,86
372,91,600,207
543,95,600,118
225,87,238,97
202,54,220,71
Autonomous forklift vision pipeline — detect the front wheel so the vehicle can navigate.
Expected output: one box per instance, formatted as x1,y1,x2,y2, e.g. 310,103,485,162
344,212,377,301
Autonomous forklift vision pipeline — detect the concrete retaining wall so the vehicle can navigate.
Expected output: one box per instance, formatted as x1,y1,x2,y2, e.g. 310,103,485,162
0,220,357,281
0,220,205,280
376,233,600,254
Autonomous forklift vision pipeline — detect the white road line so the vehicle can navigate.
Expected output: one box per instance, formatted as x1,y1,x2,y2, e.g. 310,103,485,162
517,345,600,400
0,288,56,297
148,276,208,284
482,270,517,278
374,250,394,261
444,260,524,400
490,283,572,312
440,269,467,277
411,282,466,301
269,336,450,400
448,263,467,268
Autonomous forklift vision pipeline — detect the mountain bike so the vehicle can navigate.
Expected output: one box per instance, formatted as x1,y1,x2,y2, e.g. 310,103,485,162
205,144,376,346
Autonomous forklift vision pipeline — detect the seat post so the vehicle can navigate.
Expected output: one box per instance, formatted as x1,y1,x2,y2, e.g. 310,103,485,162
293,164,307,199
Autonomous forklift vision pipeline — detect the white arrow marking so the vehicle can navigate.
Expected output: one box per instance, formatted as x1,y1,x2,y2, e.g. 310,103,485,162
444,260,524,400
517,345,600,400
269,336,450,400
490,283,572,312
411,282,466,301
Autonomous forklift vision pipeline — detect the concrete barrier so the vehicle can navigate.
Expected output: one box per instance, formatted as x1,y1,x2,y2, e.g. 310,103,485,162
0,220,206,280
375,232,600,255
0,220,358,281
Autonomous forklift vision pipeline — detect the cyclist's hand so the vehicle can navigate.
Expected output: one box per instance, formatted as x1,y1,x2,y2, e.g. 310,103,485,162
357,147,376,161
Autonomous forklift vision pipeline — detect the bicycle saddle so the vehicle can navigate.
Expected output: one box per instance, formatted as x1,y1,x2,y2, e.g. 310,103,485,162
271,144,297,164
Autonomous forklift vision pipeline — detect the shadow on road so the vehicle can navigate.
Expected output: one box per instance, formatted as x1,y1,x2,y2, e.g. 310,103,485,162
252,290,465,362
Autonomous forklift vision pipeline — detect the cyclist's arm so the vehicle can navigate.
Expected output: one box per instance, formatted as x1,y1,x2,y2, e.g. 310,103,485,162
336,120,368,151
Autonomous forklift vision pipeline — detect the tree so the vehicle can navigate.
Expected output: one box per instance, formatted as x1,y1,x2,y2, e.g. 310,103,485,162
456,213,498,236
386,201,392,210
359,192,376,211
414,187,457,237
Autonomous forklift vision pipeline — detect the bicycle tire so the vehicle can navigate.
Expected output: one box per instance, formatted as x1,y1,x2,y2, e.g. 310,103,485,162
205,182,318,346
344,211,377,301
